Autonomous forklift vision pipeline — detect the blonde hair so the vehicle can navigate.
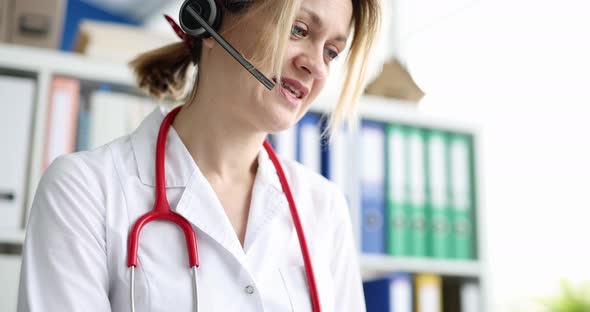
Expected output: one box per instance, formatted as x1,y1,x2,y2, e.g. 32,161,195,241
330,0,381,139
129,0,381,138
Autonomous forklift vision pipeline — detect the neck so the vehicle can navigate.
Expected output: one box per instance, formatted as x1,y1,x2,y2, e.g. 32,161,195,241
172,91,267,186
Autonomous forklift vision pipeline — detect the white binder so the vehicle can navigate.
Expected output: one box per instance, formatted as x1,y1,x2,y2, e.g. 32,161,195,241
88,90,157,150
0,75,36,230
297,114,322,174
272,126,297,161
461,282,481,312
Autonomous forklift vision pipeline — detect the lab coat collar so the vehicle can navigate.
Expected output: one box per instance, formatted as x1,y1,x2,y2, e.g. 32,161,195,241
131,106,197,188
130,105,284,192
130,105,289,260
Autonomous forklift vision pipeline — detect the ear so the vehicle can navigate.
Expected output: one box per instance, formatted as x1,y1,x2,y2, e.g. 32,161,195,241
202,37,215,49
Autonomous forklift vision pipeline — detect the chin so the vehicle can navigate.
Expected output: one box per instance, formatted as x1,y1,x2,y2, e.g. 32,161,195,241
261,102,300,133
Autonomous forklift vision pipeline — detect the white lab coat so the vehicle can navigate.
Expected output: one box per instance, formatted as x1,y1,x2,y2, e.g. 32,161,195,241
18,106,366,312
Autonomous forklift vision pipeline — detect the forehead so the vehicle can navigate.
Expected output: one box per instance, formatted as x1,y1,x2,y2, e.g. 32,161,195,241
299,0,353,35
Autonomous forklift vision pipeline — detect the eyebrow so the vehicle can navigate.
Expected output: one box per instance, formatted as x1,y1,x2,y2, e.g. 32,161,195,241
301,7,348,43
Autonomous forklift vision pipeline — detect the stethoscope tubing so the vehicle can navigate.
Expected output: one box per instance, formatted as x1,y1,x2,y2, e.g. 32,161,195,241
126,106,321,311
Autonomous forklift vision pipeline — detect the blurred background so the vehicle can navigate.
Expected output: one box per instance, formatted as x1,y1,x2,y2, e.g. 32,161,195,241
1,0,590,311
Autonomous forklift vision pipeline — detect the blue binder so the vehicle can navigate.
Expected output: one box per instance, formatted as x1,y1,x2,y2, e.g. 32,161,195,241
364,273,413,312
360,120,386,254
320,117,331,179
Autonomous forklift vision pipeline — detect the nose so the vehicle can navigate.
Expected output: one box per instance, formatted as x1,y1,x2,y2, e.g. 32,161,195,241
293,46,328,80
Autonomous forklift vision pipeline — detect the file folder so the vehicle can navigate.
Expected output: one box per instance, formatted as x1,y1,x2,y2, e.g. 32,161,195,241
0,75,36,229
426,130,452,259
364,273,413,312
322,121,350,197
461,282,481,312
386,124,410,256
75,91,91,152
88,90,133,149
87,90,157,149
360,120,386,254
449,133,475,259
270,126,297,161
408,127,428,257
415,274,442,312
42,77,80,170
296,113,322,174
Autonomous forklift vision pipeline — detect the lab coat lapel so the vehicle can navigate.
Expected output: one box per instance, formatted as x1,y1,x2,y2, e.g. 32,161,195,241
131,106,246,265
242,147,291,256
131,106,195,187
174,167,247,265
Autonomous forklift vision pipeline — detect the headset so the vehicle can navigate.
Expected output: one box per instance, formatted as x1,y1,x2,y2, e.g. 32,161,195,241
179,0,275,90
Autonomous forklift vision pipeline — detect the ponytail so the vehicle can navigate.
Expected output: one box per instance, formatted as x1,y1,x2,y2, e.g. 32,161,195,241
128,40,202,100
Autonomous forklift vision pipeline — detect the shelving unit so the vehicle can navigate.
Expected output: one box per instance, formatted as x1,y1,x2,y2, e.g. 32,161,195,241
350,95,488,310
0,43,487,311
0,43,135,227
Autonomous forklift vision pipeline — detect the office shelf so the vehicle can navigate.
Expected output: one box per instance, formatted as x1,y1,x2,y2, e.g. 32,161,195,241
361,254,482,280
0,230,26,245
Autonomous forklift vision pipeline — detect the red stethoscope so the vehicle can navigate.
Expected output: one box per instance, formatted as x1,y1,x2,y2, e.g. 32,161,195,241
126,105,321,311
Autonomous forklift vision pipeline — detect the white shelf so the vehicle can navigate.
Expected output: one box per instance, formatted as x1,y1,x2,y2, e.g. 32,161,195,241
0,43,134,85
360,254,481,280
0,230,25,245
358,95,480,133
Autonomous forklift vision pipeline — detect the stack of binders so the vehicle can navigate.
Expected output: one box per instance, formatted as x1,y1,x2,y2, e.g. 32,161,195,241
269,113,477,261
360,120,477,260
363,274,481,312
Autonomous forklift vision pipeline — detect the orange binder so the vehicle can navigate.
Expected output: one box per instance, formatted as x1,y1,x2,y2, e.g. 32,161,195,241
42,77,80,171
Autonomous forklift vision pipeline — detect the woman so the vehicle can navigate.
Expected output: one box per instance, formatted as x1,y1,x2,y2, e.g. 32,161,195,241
18,0,381,310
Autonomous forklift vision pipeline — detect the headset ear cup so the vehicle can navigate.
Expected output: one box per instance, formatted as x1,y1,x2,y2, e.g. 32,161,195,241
179,0,223,38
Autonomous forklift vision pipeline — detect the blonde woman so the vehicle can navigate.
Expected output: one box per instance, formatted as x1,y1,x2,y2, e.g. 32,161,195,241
18,0,381,311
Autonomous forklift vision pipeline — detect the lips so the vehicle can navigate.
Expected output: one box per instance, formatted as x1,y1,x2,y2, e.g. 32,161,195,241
272,77,309,99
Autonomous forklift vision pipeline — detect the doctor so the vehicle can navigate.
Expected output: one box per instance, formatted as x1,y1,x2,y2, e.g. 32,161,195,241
18,0,381,311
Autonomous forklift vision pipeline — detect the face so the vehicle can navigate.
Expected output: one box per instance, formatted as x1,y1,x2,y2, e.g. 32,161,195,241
268,0,352,132
203,0,353,133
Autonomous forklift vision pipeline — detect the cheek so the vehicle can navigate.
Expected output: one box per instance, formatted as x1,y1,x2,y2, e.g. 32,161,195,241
309,80,326,101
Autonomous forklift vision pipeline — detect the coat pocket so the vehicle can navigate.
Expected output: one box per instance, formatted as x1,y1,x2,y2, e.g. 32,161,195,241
279,266,313,312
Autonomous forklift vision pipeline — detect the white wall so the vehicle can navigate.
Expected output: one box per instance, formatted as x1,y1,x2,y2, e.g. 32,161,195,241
404,0,590,310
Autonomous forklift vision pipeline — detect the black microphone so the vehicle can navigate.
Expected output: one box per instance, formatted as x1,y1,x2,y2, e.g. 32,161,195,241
185,4,275,91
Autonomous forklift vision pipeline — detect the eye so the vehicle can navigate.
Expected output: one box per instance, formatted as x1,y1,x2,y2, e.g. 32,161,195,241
325,47,339,62
291,23,308,38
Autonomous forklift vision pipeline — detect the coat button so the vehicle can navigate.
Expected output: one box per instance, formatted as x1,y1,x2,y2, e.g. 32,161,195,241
245,285,255,295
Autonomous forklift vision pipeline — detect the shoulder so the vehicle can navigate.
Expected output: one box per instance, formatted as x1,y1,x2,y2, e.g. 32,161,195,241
38,135,132,199
31,137,139,234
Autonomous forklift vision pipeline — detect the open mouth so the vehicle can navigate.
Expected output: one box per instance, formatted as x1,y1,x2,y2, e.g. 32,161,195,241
272,77,305,99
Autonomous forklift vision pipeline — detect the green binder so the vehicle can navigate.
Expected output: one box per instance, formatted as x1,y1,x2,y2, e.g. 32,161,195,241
385,124,410,256
449,133,475,259
407,127,428,257
425,130,453,259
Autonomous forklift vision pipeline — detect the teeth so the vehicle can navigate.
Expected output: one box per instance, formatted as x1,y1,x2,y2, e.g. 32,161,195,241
280,81,302,98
